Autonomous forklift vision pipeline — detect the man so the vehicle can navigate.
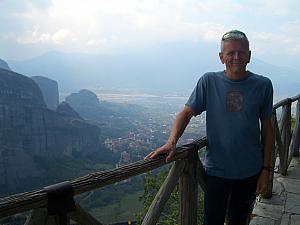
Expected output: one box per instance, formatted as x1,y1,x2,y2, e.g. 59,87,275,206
145,30,274,225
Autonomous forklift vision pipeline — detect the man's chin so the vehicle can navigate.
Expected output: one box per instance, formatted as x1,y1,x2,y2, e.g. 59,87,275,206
231,67,246,73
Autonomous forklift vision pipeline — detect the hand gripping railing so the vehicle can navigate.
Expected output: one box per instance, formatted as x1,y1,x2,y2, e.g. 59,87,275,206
0,94,299,225
0,138,207,225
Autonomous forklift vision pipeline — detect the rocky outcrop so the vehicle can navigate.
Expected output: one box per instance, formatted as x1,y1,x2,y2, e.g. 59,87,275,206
65,89,108,121
66,89,100,106
65,89,143,122
31,76,59,110
0,59,11,71
0,69,102,193
56,101,82,119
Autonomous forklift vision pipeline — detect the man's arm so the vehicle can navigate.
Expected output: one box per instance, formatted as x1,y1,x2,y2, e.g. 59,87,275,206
145,105,195,162
256,118,274,195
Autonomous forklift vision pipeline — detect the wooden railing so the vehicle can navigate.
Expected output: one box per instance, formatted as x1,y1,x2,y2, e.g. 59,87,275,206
0,138,207,225
265,94,300,197
0,94,300,225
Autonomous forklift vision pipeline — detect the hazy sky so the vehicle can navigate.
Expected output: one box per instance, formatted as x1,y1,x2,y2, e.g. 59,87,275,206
0,0,299,69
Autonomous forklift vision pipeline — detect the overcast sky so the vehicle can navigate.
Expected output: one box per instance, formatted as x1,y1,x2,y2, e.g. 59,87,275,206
0,0,299,69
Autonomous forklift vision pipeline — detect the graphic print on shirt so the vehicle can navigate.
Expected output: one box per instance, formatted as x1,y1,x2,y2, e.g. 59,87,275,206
226,91,244,112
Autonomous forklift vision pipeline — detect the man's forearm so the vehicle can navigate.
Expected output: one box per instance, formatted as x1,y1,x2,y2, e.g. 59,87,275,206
261,119,274,168
167,106,194,145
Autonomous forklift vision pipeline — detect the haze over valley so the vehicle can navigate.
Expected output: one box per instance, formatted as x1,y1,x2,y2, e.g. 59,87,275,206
1,0,300,224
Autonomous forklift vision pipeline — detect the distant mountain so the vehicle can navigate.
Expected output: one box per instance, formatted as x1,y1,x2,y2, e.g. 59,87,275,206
0,68,106,195
65,89,145,121
7,43,300,97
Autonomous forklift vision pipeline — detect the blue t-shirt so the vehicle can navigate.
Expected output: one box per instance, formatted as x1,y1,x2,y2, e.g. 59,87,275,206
186,71,273,179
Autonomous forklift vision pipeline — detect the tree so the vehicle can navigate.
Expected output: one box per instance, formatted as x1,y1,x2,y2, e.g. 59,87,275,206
136,167,204,225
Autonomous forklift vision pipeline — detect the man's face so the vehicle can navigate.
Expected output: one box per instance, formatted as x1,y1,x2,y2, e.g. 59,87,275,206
219,39,251,75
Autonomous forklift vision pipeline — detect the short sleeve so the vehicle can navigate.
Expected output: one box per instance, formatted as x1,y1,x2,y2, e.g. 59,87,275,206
259,78,273,120
185,74,207,116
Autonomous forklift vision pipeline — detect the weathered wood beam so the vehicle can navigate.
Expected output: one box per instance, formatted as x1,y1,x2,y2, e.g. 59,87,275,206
273,94,300,110
179,150,199,225
273,113,285,173
69,203,103,225
273,98,291,110
288,100,300,164
262,113,277,198
196,159,205,191
0,137,207,219
142,160,185,225
25,208,48,225
279,103,291,175
290,94,300,102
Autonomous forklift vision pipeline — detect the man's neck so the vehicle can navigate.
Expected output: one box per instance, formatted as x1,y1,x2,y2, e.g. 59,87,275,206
225,70,248,80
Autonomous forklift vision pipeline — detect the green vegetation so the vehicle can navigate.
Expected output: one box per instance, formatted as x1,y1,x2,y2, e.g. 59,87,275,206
89,190,143,223
77,176,144,224
136,167,204,225
291,116,296,132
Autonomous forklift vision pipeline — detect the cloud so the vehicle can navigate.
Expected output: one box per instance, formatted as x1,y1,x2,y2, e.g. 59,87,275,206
0,0,299,70
253,0,300,16
16,25,75,45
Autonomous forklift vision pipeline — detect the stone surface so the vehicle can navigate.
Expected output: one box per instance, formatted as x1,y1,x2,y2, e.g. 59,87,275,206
249,216,275,225
258,193,285,205
252,202,283,220
291,215,300,225
285,193,300,214
31,76,59,110
287,166,300,179
280,213,290,225
0,69,102,192
251,157,300,225
272,178,285,196
277,177,300,194
56,101,82,119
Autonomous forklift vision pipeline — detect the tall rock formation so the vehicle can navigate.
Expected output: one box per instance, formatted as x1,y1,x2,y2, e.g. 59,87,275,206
31,76,59,110
0,68,102,194
56,101,82,119
0,58,11,71
65,89,143,122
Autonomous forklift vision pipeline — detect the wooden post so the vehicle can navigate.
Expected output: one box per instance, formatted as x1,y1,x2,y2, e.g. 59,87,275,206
273,112,284,173
292,100,300,157
70,203,103,225
196,159,205,191
142,160,185,225
262,113,277,198
25,208,48,225
179,149,199,225
279,102,292,175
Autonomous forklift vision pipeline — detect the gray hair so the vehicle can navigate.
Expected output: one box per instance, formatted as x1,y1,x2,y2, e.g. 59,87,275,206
220,30,249,52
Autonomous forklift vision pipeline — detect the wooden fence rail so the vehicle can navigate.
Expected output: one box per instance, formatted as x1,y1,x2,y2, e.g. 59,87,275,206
0,94,300,225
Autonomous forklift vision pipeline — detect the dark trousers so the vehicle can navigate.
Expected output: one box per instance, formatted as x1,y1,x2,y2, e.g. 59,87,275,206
204,174,259,225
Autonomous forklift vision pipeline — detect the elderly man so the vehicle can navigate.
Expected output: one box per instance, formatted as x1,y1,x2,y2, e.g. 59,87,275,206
146,30,274,225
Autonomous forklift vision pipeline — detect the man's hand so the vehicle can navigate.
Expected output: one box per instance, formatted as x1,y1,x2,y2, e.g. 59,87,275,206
144,106,195,163
256,170,269,195
144,142,176,163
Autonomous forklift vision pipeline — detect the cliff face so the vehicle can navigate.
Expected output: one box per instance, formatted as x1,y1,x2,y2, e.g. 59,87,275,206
0,59,11,71
56,101,82,119
0,69,102,193
31,76,59,110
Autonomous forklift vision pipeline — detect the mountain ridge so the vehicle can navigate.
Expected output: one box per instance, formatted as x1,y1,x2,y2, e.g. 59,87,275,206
5,44,300,97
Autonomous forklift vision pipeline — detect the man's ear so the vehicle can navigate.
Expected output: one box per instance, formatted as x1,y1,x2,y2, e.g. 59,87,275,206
219,52,225,64
247,50,251,63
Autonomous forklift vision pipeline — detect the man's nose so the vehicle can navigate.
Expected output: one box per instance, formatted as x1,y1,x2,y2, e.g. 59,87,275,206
233,52,240,59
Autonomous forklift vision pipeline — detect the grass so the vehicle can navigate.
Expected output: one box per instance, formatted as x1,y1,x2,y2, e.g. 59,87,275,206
89,190,143,224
